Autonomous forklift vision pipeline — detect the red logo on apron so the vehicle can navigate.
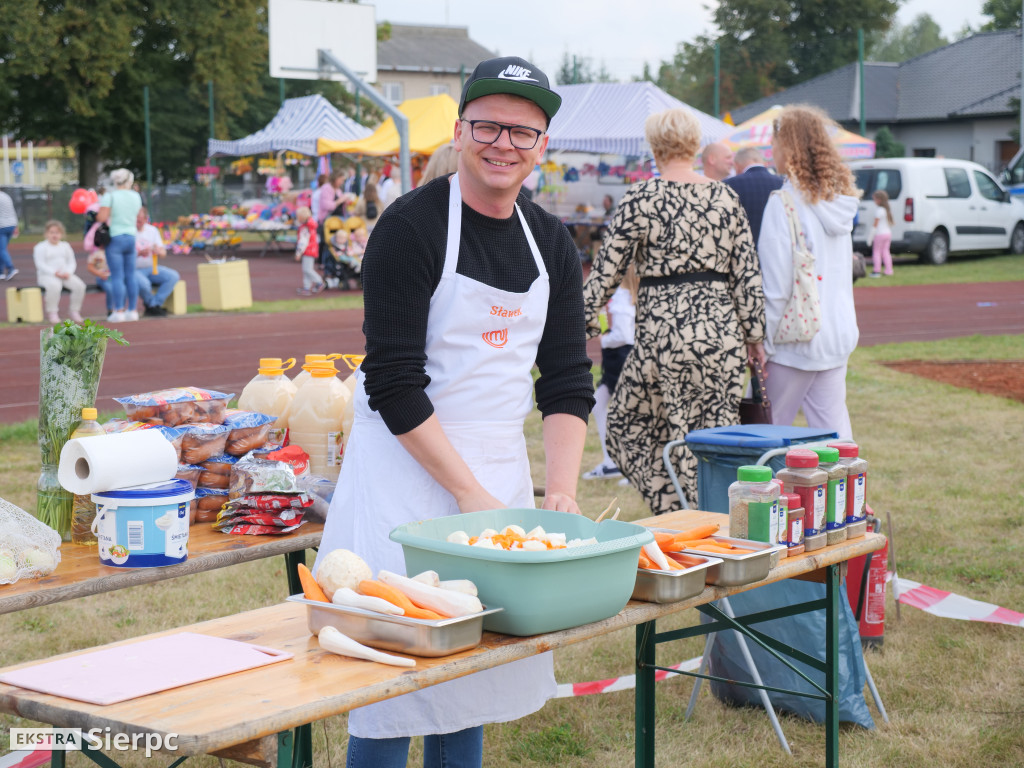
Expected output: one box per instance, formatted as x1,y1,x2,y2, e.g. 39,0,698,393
482,329,508,348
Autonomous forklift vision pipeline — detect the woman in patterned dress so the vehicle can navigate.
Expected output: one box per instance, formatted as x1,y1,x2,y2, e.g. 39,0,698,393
582,108,766,515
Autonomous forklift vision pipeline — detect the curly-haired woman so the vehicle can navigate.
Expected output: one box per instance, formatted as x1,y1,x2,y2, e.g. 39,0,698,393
582,108,766,514
759,105,860,439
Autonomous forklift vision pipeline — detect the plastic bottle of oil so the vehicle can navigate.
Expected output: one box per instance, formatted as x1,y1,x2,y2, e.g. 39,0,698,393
238,357,297,429
287,361,351,477
70,407,106,545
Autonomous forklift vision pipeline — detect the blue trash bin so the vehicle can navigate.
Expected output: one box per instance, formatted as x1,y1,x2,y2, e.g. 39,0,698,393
683,425,838,513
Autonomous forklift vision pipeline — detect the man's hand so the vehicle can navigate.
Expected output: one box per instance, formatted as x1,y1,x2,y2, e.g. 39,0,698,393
540,491,581,516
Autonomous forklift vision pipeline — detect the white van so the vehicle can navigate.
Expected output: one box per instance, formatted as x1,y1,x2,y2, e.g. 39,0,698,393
848,158,1024,264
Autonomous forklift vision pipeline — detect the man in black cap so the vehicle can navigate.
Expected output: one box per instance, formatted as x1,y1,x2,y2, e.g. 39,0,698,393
317,56,595,767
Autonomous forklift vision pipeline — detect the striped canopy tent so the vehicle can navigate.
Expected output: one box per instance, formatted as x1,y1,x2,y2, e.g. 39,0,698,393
316,94,459,157
207,94,371,158
545,82,732,156
726,105,876,160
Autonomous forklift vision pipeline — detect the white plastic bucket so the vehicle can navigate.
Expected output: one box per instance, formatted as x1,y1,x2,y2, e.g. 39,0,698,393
91,479,195,568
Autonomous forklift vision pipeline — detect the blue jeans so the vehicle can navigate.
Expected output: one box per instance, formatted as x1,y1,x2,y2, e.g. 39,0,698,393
346,726,483,768
0,226,14,273
105,234,138,311
135,265,180,308
95,276,115,313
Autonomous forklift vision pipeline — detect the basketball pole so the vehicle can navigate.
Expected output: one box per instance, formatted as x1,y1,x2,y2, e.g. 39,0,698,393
318,50,412,195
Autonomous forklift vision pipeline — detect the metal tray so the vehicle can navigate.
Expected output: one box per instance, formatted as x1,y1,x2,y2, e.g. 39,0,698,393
678,536,779,587
286,595,504,658
632,553,723,603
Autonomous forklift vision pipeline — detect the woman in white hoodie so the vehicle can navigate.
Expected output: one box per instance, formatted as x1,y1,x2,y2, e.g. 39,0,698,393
758,105,861,439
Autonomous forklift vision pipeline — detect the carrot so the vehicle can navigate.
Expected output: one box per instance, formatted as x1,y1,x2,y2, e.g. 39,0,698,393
664,556,685,570
674,538,728,549
637,552,656,570
668,553,706,569
297,563,330,603
687,543,740,555
654,532,680,551
671,524,720,542
358,580,445,620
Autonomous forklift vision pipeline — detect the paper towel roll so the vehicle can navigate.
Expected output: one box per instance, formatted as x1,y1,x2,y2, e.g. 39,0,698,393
58,431,177,495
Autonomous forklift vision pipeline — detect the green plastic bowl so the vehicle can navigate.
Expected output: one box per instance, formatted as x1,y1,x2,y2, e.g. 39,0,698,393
390,508,654,636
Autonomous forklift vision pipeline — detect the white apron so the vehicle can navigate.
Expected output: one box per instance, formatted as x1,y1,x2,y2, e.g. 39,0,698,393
316,174,556,739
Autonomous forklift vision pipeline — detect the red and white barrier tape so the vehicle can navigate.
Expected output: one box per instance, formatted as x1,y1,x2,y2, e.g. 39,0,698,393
891,574,1024,628
555,656,702,698
0,751,50,768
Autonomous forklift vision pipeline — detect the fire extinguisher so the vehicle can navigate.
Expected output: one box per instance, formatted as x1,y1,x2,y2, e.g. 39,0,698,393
845,517,887,648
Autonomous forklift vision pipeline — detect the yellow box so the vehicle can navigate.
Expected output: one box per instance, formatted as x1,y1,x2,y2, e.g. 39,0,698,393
6,286,44,323
163,279,188,315
197,261,252,311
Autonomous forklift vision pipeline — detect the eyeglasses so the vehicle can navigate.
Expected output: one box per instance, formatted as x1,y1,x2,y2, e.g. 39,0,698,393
462,119,544,150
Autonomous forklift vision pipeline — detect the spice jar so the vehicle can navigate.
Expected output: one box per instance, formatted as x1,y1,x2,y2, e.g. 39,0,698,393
770,478,787,547
776,449,827,552
728,465,780,544
782,492,804,557
812,447,848,546
829,442,868,538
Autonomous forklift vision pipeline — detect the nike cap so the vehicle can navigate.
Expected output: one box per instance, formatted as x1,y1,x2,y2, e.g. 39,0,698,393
458,56,561,123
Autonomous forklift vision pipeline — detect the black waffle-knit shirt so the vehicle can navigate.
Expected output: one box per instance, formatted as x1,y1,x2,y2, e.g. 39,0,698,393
360,175,596,435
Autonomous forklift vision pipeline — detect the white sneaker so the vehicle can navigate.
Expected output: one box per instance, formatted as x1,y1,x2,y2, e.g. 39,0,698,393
582,462,623,480
124,310,140,321
107,311,126,322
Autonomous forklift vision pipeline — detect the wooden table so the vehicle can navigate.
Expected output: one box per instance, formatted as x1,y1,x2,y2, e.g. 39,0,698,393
0,523,324,616
0,512,883,768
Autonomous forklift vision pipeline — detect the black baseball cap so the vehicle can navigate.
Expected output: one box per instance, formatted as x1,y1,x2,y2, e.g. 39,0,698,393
458,56,561,123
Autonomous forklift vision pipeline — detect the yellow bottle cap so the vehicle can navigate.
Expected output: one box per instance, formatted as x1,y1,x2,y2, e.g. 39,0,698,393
304,354,328,365
81,407,98,420
304,361,338,377
258,357,296,376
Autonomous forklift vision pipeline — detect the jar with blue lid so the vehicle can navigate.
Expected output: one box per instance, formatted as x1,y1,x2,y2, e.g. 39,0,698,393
91,479,195,568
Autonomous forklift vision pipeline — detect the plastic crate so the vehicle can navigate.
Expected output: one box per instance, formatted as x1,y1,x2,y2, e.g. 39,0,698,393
390,508,653,636
684,425,838,513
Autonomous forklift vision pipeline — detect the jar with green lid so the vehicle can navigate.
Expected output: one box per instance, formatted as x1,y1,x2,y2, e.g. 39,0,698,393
776,449,828,552
828,441,869,538
728,465,780,544
812,446,848,546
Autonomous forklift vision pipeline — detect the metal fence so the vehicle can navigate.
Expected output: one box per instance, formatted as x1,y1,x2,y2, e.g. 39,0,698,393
1,181,271,235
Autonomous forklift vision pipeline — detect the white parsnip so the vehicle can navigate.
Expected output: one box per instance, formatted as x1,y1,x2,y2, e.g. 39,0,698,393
378,570,483,617
642,541,671,571
318,626,416,667
439,579,478,597
331,587,405,615
411,570,441,587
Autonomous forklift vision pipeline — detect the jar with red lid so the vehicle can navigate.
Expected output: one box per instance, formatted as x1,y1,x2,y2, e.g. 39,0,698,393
812,446,848,547
776,448,827,552
828,441,869,538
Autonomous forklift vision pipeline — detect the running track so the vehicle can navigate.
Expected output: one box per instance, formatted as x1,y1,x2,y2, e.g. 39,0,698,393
2,245,1022,424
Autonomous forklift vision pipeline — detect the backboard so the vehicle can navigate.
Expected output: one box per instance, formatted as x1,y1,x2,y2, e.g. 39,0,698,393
269,0,377,83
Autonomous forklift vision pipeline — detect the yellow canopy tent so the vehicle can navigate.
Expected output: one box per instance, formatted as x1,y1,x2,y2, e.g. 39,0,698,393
317,94,459,157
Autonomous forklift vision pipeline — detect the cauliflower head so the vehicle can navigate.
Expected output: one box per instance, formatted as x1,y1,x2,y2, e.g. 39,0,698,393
315,549,372,600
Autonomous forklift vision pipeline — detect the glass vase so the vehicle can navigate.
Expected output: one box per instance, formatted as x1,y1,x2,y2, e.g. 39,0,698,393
36,327,108,538
37,463,73,542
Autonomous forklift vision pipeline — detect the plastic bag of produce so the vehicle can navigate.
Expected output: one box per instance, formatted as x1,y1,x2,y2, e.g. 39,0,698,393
0,497,62,584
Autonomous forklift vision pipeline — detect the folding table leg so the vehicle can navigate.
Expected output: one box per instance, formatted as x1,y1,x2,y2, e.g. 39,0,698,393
825,564,840,768
684,631,716,720
863,660,889,723
635,621,656,768
718,597,791,754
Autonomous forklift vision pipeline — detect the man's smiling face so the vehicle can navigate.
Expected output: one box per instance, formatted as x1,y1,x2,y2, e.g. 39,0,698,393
455,93,549,206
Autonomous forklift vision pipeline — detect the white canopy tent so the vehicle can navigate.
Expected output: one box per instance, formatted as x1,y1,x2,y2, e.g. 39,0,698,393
207,94,371,158
546,82,731,156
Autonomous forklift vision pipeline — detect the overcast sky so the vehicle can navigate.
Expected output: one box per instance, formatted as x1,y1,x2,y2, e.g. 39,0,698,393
368,0,987,83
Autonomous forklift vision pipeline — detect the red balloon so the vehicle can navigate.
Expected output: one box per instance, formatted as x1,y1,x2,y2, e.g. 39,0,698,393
69,190,88,215
85,189,99,205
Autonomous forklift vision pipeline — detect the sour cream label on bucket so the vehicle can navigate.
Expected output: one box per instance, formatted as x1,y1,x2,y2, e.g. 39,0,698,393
165,503,189,559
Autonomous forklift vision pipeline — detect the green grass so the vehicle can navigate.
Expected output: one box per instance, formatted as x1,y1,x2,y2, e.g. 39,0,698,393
2,336,1023,766
856,252,1024,286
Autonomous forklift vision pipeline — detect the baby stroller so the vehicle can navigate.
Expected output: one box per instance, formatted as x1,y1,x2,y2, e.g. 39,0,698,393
322,216,362,290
